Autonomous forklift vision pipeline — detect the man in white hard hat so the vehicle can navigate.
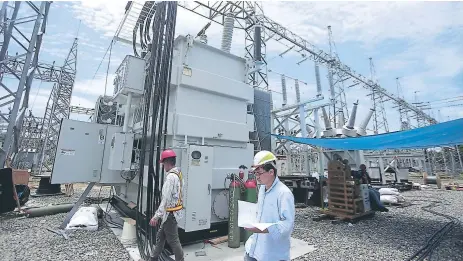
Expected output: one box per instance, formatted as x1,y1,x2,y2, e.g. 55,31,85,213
244,150,295,261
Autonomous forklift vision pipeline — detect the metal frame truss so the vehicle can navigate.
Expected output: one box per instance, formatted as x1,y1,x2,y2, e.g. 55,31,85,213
12,110,43,169
0,1,51,166
253,13,437,126
36,37,78,175
368,58,389,134
395,77,412,131
1,58,62,82
70,105,94,115
326,26,348,128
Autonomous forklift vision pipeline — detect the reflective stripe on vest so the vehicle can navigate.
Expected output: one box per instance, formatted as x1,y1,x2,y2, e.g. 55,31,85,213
166,169,183,212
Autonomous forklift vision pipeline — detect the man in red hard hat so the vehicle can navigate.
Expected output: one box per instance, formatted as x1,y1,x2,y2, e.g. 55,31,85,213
149,149,184,261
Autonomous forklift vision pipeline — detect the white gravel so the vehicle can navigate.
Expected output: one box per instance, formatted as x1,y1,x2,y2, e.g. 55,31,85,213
0,184,129,261
2,183,462,261
291,188,463,261
24,184,112,208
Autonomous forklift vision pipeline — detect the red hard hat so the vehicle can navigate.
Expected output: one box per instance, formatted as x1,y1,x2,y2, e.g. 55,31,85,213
160,149,176,162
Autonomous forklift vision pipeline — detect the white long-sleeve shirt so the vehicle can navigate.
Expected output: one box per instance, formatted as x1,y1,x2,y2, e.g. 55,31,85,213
153,167,184,224
245,177,295,261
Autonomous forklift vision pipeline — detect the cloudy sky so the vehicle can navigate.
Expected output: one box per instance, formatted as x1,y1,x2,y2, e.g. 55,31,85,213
4,1,463,133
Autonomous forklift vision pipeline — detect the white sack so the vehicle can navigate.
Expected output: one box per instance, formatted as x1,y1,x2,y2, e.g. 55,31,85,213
379,188,400,196
66,206,99,231
380,194,399,204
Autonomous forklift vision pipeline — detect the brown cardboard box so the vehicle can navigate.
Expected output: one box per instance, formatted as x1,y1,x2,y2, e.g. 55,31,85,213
12,169,30,185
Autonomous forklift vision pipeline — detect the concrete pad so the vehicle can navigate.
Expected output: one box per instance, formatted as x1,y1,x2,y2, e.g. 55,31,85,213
101,203,316,261
165,238,316,261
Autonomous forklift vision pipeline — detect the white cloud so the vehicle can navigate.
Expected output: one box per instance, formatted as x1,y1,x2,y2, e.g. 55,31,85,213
67,1,462,131
70,1,127,37
262,2,463,46
73,73,115,98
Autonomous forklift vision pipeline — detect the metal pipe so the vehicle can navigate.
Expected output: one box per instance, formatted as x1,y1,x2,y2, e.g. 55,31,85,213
295,79,301,103
254,24,262,62
456,145,463,171
299,105,307,138
442,148,448,176
123,92,133,132
275,102,331,118
272,96,324,113
314,62,322,95
25,204,75,218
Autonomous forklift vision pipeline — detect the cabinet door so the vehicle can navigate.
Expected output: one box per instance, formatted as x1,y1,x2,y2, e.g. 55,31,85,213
51,119,106,184
184,145,213,232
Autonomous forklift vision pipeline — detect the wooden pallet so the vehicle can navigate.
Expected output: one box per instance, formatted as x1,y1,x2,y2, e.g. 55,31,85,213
324,160,372,220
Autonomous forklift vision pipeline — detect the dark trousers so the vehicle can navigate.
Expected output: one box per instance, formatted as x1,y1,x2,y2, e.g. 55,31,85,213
151,213,184,261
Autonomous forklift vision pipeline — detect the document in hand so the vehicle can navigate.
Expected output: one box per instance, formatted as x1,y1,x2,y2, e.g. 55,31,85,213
237,200,276,231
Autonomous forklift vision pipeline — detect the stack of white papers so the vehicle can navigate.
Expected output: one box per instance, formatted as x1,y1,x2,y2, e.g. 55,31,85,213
237,200,276,231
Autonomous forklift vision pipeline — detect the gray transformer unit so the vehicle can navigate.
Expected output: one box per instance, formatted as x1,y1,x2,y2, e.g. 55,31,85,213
50,35,258,239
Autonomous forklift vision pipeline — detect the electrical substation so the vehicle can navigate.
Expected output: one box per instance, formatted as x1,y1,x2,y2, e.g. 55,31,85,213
1,1,463,261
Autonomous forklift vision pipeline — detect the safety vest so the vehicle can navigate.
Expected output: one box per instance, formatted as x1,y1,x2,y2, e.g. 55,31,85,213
166,168,183,212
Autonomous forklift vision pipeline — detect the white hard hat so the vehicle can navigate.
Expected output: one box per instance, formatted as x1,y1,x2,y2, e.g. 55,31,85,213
252,150,277,169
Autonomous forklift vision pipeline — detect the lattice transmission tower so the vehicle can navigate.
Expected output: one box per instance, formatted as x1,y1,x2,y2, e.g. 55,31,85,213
0,1,51,166
395,77,411,130
326,26,348,128
36,38,78,175
368,57,389,134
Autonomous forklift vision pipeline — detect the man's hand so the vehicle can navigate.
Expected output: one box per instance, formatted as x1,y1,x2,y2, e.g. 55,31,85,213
149,217,159,227
244,227,268,233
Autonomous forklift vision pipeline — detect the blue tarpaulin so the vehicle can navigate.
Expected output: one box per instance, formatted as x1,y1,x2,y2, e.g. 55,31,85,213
272,118,463,150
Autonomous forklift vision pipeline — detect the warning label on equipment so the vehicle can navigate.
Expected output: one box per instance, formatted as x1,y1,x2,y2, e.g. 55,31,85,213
198,219,207,226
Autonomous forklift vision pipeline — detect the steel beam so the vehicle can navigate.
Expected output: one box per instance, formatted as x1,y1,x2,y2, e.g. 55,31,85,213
0,1,51,166
36,38,78,175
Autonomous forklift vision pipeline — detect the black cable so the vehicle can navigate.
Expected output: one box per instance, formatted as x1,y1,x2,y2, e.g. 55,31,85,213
404,200,461,261
134,2,178,261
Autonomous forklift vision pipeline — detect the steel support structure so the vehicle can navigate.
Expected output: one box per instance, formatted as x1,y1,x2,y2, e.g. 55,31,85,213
0,58,61,83
395,77,411,131
368,58,389,134
12,110,43,169
252,13,437,125
36,38,78,176
0,1,51,167
326,25,348,128
70,105,94,115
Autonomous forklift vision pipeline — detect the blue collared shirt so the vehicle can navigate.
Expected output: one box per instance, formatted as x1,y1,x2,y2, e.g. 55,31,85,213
245,177,295,261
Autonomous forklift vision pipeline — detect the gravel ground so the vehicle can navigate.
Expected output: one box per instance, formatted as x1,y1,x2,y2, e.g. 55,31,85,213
0,184,129,261
2,183,462,261
24,183,112,208
292,188,463,261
